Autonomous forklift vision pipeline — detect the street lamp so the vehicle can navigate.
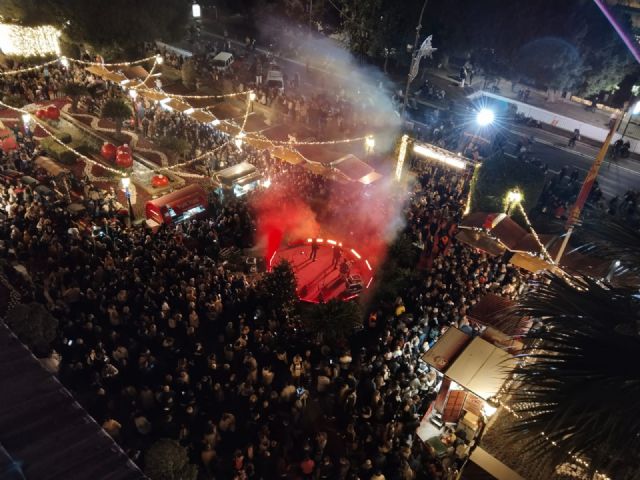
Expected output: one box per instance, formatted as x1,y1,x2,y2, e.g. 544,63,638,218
156,54,164,65
121,176,134,223
129,89,138,100
365,135,375,154
192,3,201,18
249,91,256,112
476,108,495,127
59,56,69,68
21,113,31,126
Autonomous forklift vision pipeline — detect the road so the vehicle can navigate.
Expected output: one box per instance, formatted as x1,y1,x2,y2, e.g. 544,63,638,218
198,29,640,198
502,125,640,198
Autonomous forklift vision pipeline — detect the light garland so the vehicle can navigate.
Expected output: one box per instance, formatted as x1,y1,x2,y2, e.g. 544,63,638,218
135,87,253,100
0,53,159,76
515,202,556,265
396,134,409,181
0,100,125,176
0,24,61,57
157,141,231,172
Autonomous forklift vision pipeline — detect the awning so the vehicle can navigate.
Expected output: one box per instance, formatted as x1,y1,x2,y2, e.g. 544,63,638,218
468,294,531,337
188,109,216,124
165,98,193,113
468,447,525,480
422,327,472,372
329,154,381,184
444,337,515,400
137,89,169,102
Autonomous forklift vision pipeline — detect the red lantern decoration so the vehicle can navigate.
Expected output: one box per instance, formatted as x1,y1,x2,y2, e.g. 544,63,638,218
116,144,132,156
115,151,133,169
1,136,17,151
151,174,169,188
36,109,47,119
101,142,117,161
46,105,60,120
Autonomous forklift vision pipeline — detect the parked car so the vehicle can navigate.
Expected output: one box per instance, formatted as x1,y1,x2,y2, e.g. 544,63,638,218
210,52,234,72
265,64,285,93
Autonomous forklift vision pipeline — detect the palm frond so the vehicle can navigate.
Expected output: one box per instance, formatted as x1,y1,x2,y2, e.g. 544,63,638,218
504,274,640,479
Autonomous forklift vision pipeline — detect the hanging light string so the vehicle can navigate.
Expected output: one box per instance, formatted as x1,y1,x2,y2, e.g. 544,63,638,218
0,54,159,76
136,87,252,100
130,57,159,92
0,100,126,176
157,140,232,172
515,202,556,265
0,59,60,75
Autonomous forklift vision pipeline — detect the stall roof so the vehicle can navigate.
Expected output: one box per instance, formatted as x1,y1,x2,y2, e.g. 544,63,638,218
422,327,472,372
0,322,147,480
445,337,515,401
215,161,258,182
188,109,216,124
469,447,525,480
165,98,193,113
468,294,532,337
329,154,381,184
137,89,169,102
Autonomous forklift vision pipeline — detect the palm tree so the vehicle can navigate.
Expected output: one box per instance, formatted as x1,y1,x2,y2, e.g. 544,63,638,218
62,82,89,112
101,98,132,134
506,216,640,479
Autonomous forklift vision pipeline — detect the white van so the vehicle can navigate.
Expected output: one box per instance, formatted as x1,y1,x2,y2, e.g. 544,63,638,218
211,52,234,72
265,64,285,93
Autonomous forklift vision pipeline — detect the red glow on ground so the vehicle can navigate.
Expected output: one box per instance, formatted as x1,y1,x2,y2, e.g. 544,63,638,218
272,240,374,302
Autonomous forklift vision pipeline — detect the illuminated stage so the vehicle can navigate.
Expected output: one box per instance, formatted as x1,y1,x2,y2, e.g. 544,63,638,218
270,238,374,303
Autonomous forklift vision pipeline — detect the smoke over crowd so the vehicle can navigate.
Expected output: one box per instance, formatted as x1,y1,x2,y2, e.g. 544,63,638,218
250,16,408,283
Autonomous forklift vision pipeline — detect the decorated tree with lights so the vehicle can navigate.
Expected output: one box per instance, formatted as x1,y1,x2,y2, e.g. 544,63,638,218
101,98,131,134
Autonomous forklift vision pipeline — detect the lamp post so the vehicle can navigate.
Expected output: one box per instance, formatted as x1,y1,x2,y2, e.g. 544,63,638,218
620,101,640,139
249,91,256,113
365,135,375,155
121,176,134,224
401,0,429,118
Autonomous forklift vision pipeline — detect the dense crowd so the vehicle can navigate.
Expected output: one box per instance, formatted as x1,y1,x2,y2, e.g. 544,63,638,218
0,47,637,480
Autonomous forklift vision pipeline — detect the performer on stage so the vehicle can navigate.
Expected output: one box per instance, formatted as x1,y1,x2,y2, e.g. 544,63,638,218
332,244,343,268
339,258,351,281
310,238,319,261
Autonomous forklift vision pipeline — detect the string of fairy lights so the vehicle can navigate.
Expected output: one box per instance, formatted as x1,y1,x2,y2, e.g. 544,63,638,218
0,100,126,176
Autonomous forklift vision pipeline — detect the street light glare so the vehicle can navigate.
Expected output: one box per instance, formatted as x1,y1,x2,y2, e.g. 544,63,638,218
476,108,495,126
506,189,523,205
632,102,640,115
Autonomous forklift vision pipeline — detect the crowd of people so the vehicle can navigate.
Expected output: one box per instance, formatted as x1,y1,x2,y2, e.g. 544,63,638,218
0,44,637,480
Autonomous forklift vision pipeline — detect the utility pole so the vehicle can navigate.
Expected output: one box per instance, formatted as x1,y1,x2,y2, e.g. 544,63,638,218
401,0,429,118
554,113,623,264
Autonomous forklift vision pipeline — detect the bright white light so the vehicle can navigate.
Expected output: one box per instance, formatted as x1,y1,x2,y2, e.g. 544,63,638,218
120,177,131,188
483,403,498,417
60,56,69,68
413,144,467,169
350,249,361,259
365,135,375,152
192,3,201,18
21,113,31,124
129,89,138,99
211,119,221,126
184,108,195,115
262,178,271,188
156,55,164,65
249,91,256,102
506,189,523,205
633,102,640,115
476,108,495,126
0,24,61,56
234,136,243,149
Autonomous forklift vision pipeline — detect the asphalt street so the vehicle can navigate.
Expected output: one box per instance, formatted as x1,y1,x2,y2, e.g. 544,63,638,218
199,29,640,198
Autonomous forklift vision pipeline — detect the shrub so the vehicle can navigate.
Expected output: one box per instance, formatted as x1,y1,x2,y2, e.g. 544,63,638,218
145,439,198,480
59,150,78,165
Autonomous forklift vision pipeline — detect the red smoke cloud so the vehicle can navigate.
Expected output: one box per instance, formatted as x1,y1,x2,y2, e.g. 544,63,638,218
251,186,321,262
